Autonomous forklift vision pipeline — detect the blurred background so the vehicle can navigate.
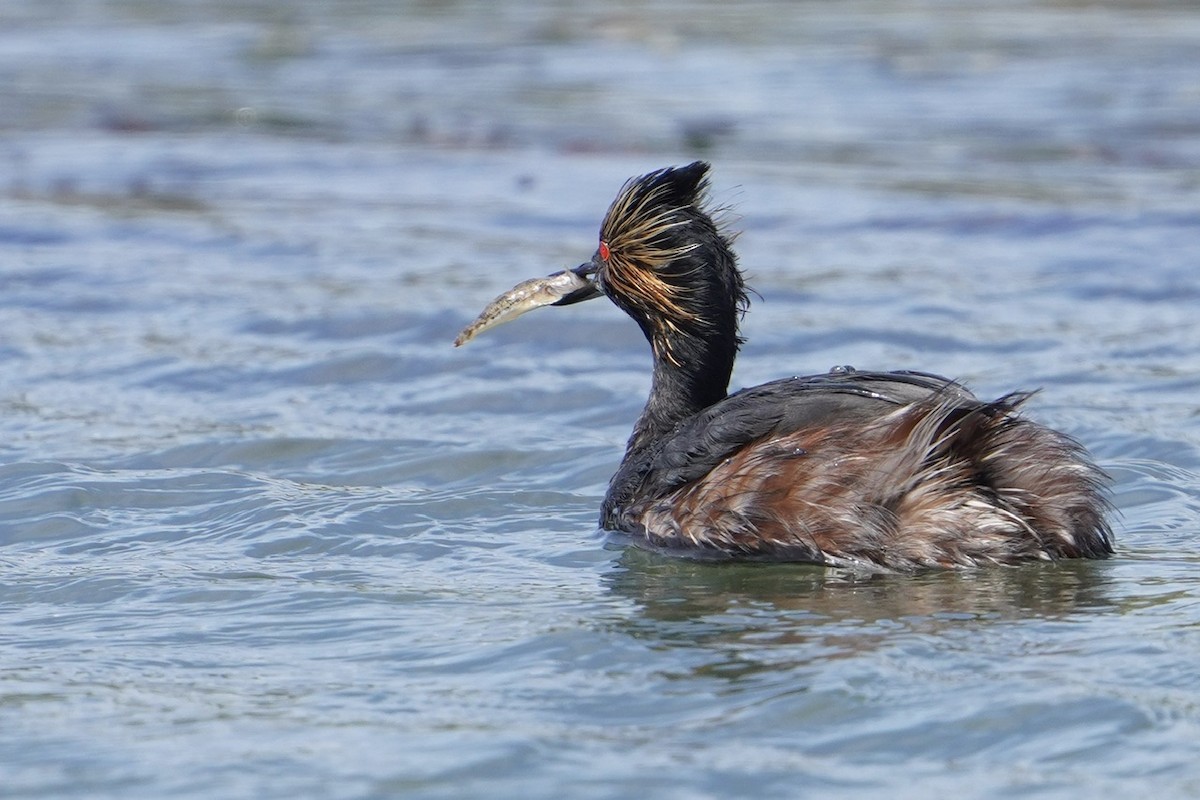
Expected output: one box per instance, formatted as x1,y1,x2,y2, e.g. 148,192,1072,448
6,1,1198,202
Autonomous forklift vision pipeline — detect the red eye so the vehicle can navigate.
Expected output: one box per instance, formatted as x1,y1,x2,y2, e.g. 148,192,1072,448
599,240,611,261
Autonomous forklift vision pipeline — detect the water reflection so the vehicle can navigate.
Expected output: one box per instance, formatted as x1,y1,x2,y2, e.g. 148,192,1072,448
602,548,1116,674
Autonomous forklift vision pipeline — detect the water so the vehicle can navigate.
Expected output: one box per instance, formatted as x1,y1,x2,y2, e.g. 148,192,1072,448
2,1,1200,797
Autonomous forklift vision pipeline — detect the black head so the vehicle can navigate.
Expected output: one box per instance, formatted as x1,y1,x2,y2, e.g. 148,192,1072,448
453,162,751,433
586,161,748,366
455,162,749,379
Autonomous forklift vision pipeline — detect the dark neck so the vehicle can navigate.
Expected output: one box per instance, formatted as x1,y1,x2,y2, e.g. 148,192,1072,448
600,327,736,529
624,327,736,456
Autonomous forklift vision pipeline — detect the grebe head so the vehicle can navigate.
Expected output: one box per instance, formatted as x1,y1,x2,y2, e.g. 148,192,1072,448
456,162,747,375
583,161,748,366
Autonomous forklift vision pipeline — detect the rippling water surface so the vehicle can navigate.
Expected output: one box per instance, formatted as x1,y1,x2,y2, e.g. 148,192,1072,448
3,1,1200,797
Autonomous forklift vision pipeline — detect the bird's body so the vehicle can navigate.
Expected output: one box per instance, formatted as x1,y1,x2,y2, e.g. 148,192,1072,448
602,368,1110,569
456,162,1113,570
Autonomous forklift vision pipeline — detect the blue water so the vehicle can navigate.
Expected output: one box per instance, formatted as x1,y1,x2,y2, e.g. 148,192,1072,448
3,1,1200,797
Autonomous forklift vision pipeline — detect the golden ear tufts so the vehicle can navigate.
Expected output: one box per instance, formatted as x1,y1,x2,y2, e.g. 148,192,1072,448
597,166,712,334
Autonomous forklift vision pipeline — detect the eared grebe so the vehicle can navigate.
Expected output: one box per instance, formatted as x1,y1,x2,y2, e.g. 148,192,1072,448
456,162,1113,570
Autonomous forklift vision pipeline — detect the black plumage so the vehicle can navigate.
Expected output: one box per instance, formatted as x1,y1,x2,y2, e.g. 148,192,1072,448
457,162,1114,570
